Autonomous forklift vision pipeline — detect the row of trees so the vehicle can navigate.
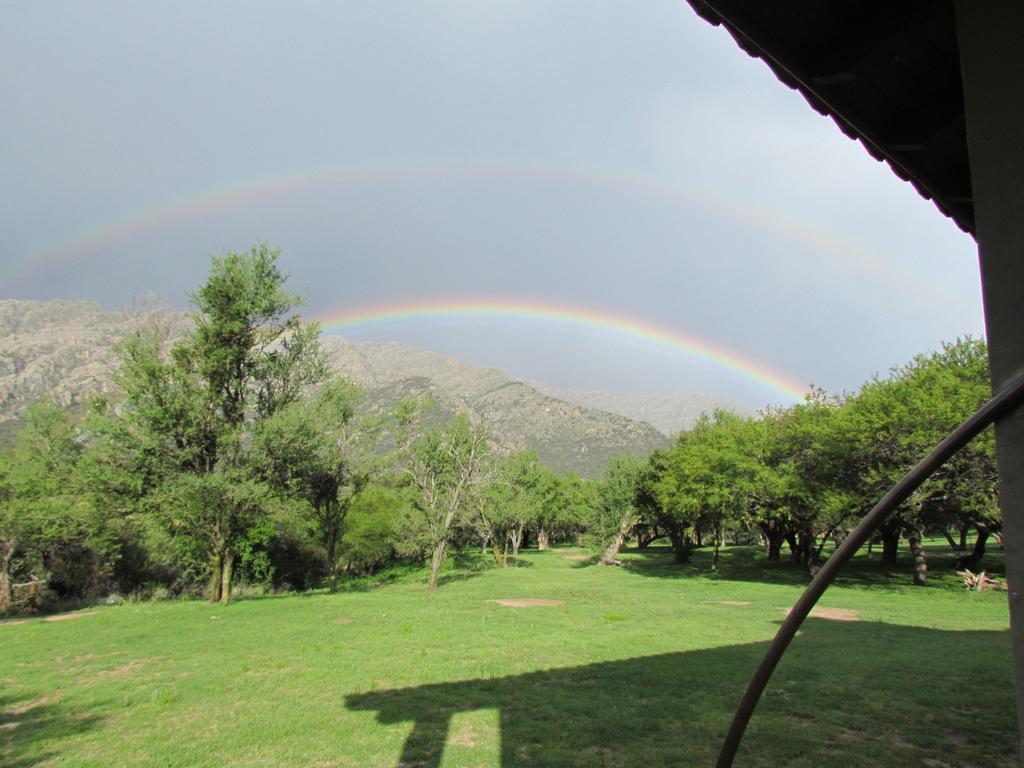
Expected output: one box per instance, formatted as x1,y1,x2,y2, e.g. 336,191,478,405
0,246,1000,612
634,337,997,585
0,247,604,611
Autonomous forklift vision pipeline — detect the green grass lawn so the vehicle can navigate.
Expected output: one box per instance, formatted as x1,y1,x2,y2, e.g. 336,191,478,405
1,543,1015,767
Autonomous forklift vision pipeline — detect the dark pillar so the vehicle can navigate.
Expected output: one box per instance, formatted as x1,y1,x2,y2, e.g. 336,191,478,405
956,1,1024,756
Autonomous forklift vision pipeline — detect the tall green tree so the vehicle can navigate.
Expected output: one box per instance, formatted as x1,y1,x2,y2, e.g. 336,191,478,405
101,245,327,603
475,451,547,566
656,411,758,570
398,406,490,590
591,454,643,566
841,337,993,583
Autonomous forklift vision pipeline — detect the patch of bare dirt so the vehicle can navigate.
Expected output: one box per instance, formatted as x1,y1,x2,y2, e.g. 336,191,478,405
563,555,590,561
43,611,92,623
331,618,352,625
489,599,567,608
786,606,861,622
72,651,119,663
95,660,148,679
82,657,163,684
705,600,752,606
0,619,28,627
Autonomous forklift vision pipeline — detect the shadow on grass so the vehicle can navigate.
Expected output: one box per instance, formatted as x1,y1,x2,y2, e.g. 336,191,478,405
347,619,1015,767
0,692,106,768
435,552,535,587
613,543,1006,592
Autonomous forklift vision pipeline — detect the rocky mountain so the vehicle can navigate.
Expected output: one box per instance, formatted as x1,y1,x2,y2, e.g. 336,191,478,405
0,300,188,417
527,382,749,437
0,300,670,476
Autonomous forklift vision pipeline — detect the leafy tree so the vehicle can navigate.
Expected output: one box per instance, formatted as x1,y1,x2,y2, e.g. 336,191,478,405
532,464,575,550
589,454,643,566
99,245,327,603
655,411,759,570
0,401,110,611
498,451,545,556
473,451,546,566
161,468,269,601
398,405,490,589
341,485,408,575
251,378,380,591
841,337,993,583
636,449,693,562
759,392,851,571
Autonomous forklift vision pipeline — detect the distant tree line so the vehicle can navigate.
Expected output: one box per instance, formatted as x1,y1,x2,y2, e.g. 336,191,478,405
0,247,998,613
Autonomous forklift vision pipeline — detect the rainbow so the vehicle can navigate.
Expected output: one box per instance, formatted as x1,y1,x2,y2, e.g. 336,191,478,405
1,157,961,310
314,298,808,403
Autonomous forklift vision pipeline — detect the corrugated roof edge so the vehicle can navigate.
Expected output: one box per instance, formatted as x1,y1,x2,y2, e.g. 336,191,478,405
686,0,974,237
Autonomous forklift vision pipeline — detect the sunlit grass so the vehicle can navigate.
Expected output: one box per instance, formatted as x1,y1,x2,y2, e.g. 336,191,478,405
1,543,1014,767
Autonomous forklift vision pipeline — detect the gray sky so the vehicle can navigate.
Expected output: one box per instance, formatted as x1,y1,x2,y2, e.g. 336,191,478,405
0,1,984,409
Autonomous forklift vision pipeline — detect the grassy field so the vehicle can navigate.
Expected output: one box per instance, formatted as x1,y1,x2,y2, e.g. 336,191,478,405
1,543,1015,767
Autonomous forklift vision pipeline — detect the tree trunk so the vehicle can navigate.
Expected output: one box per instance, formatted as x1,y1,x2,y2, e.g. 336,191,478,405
209,552,223,604
711,522,724,570
959,525,969,551
0,540,12,616
510,525,524,556
537,528,550,551
942,529,960,551
958,527,992,569
667,527,690,563
815,529,832,561
599,514,633,566
219,551,233,605
637,526,661,550
761,522,785,561
694,527,703,548
326,522,340,593
908,529,928,586
785,531,800,563
796,529,812,564
521,529,530,550
428,537,448,589
881,526,900,566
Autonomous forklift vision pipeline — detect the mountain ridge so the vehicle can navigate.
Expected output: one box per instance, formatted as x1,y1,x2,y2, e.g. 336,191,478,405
1,299,679,475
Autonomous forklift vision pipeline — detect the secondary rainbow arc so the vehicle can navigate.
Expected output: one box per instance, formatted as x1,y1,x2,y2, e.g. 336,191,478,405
314,299,807,404
2,157,954,311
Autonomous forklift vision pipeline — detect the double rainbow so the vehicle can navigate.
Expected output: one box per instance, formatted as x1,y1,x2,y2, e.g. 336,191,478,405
315,298,807,404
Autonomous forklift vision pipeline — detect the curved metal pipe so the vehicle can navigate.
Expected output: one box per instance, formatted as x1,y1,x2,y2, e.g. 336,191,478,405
717,371,1024,768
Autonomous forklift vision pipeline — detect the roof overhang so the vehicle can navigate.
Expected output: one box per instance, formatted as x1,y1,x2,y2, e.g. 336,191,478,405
686,0,973,235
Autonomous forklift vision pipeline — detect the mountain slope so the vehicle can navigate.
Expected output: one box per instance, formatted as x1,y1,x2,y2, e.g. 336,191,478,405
0,300,669,475
527,382,749,437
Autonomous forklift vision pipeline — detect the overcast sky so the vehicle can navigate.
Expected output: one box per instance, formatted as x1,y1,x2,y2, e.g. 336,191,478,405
0,1,985,409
